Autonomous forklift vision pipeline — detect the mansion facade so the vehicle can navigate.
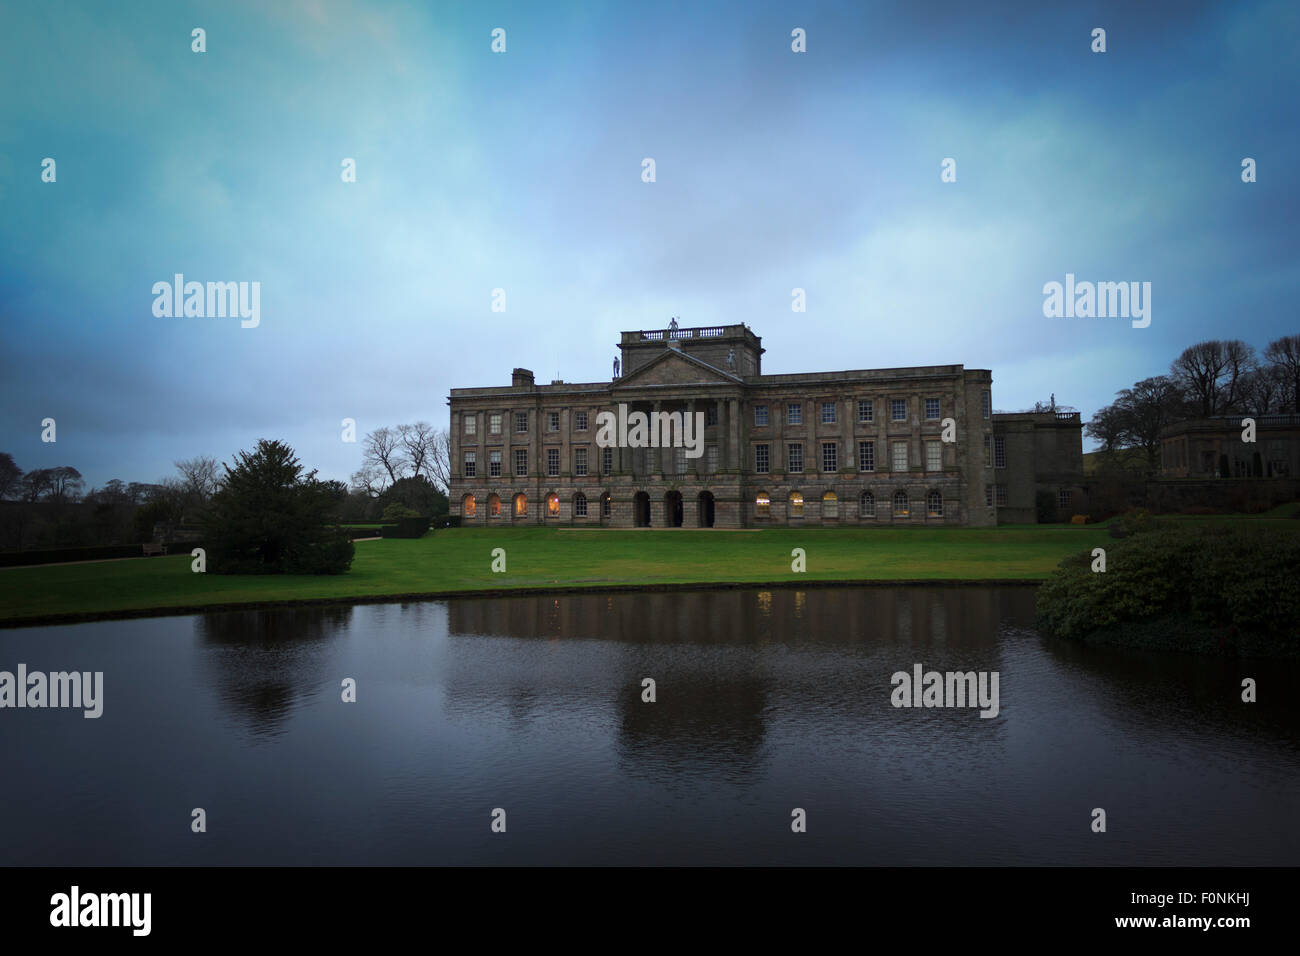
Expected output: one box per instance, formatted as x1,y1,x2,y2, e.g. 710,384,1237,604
446,324,1085,528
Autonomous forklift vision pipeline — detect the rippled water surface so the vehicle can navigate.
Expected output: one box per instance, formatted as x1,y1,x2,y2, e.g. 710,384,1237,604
2,587,1297,865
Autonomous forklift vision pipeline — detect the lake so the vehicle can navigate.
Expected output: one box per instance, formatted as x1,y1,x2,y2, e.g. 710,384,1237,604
2,586,1297,865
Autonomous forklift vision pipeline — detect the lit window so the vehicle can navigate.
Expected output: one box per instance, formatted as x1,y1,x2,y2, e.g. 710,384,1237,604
925,398,940,420
754,405,769,426
859,440,874,472
788,403,802,425
822,442,837,472
575,447,588,476
926,440,942,472
515,494,528,516
755,492,771,517
858,399,873,423
488,493,501,517
514,449,527,476
891,399,907,421
489,450,502,477
860,491,875,518
891,441,908,472
465,416,477,435
575,411,588,431
789,491,804,517
489,414,502,435
755,444,770,473
823,491,838,517
893,491,909,517
546,493,559,517
575,493,588,517
463,494,476,517
788,443,804,473
927,491,943,517
821,402,837,424
547,448,559,477
994,436,1006,469
463,451,476,477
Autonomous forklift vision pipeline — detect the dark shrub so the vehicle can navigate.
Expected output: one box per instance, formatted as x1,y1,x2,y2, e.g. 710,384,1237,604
1036,524,1300,656
381,516,431,538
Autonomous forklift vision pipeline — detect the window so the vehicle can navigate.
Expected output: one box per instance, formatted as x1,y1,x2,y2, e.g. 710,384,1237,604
515,412,528,433
463,451,476,477
706,445,719,473
755,492,771,517
755,444,770,473
547,448,559,477
754,405,769,426
891,399,907,422
859,440,875,472
822,442,837,472
789,491,804,517
984,434,992,467
995,484,1008,507
514,493,528,516
574,493,588,517
823,491,838,517
489,413,502,435
927,491,943,517
489,450,502,477
925,398,940,420
891,440,908,472
893,491,909,517
985,485,993,507
982,391,991,419
546,493,559,517
463,494,476,517
705,404,718,426
1058,489,1072,510
926,440,942,472
994,436,1006,469
860,491,875,518
602,447,613,475
601,494,611,518
575,447,588,476
673,447,686,474
464,416,476,435
788,443,803,472
514,449,527,476
787,403,802,425
821,402,837,424
575,411,588,431
547,411,559,432
858,399,873,423
488,493,501,517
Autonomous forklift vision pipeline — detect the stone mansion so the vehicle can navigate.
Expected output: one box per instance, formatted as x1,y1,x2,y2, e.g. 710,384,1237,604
447,324,1085,528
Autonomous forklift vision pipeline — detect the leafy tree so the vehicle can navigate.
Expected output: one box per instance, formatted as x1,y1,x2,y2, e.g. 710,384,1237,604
202,439,354,574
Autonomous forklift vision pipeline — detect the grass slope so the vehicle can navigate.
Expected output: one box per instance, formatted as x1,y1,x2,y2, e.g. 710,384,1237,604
0,525,1116,626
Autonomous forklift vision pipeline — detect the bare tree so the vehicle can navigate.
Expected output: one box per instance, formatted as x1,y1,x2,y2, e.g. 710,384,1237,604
18,468,52,503
397,422,436,479
175,456,222,501
349,462,389,498
1170,339,1256,416
1240,364,1286,414
1264,334,1300,412
0,453,20,500
427,428,451,492
361,426,408,486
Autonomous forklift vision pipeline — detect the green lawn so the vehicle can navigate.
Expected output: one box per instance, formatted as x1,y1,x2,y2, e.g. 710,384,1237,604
0,525,1121,627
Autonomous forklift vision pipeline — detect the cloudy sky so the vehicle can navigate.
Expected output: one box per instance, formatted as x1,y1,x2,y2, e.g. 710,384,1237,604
2,0,1297,491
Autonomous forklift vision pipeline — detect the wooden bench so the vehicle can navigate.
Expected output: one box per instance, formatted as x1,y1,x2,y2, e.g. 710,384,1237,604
142,542,168,556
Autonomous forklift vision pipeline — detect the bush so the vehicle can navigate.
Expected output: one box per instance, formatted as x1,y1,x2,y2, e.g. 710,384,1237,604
381,503,421,520
1036,524,1300,656
441,515,462,529
381,516,431,538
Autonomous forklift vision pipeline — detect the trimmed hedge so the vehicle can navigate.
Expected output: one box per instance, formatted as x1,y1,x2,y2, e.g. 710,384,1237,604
380,516,431,538
1036,524,1300,657
0,541,207,568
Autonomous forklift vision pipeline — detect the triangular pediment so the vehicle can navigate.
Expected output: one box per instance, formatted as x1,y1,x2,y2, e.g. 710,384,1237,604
614,349,741,388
